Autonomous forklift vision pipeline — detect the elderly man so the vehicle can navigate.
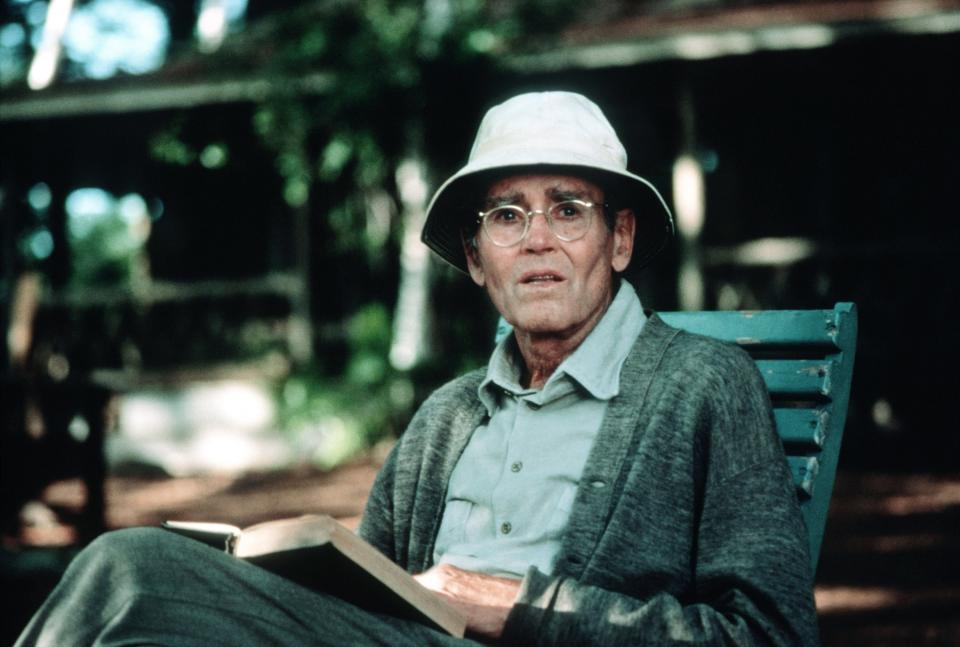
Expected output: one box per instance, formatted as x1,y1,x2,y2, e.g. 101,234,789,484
17,92,817,646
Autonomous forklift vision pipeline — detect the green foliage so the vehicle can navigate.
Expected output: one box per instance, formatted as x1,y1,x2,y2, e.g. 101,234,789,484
278,370,416,469
318,135,354,182
66,191,151,289
199,143,229,169
150,133,196,166
149,120,230,172
149,120,197,166
69,217,133,286
345,302,392,384
276,302,415,467
251,0,585,210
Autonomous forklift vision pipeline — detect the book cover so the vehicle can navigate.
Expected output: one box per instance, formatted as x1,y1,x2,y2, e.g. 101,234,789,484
162,514,466,637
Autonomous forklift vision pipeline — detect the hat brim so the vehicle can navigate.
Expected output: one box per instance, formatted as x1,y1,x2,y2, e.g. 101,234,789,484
421,161,674,274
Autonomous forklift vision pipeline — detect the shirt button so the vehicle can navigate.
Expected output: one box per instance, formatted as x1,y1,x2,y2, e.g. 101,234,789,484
500,521,512,535
511,461,523,473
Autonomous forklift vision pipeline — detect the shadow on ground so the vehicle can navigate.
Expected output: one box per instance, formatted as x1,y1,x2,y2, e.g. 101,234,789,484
814,471,960,645
3,465,959,645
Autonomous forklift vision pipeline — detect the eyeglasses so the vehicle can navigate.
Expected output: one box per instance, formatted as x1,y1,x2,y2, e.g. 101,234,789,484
476,199,602,247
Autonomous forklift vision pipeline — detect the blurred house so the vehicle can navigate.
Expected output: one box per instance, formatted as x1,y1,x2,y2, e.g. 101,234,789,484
1,0,958,510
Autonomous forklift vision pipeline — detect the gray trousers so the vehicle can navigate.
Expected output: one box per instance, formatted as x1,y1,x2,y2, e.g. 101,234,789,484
16,527,479,646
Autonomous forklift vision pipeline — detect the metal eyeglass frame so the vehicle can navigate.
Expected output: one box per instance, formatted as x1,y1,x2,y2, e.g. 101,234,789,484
475,199,605,247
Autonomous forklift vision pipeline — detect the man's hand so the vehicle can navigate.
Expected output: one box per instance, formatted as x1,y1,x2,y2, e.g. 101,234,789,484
414,563,522,639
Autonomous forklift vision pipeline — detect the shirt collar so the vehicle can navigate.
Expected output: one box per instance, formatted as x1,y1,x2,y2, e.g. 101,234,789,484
478,279,646,412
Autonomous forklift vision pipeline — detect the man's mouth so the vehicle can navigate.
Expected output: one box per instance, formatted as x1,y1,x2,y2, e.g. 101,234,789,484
520,272,564,284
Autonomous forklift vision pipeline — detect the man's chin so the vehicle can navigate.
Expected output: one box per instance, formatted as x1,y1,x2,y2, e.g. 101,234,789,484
509,312,574,336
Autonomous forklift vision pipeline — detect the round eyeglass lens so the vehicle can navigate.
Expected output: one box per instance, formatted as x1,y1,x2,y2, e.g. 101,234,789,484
549,200,591,240
484,206,526,246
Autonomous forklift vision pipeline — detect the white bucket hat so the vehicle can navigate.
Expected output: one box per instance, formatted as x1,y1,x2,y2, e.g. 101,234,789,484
421,91,674,274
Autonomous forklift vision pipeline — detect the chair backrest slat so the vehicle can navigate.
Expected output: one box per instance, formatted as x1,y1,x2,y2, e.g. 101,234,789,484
756,359,836,399
774,408,828,449
656,308,846,350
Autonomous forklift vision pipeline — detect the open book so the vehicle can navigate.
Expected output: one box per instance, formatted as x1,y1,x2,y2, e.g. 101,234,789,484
162,514,466,637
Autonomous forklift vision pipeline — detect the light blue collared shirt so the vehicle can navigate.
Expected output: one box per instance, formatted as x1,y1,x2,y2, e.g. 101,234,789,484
432,279,646,577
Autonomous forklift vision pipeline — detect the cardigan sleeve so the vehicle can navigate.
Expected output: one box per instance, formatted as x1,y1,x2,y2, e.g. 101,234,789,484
357,379,451,566
356,444,399,563
501,337,820,646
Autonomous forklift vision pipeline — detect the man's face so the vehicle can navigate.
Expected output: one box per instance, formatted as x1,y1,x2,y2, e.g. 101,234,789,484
464,174,635,338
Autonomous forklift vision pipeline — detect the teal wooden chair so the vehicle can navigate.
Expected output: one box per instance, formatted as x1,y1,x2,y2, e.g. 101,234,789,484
495,302,857,573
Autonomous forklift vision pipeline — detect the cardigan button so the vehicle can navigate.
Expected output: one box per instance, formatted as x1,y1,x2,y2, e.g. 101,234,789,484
589,480,606,489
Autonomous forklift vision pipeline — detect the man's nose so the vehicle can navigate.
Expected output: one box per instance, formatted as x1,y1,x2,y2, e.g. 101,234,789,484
523,209,555,250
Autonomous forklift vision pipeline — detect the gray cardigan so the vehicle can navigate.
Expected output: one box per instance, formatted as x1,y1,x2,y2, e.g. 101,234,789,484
358,315,819,645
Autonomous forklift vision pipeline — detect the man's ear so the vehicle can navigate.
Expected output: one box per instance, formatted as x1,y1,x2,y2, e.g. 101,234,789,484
463,235,486,287
611,209,636,273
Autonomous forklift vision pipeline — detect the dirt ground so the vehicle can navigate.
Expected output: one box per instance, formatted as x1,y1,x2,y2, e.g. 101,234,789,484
4,461,959,645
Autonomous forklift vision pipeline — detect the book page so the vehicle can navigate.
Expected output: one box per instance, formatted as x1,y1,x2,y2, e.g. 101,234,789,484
162,521,242,552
